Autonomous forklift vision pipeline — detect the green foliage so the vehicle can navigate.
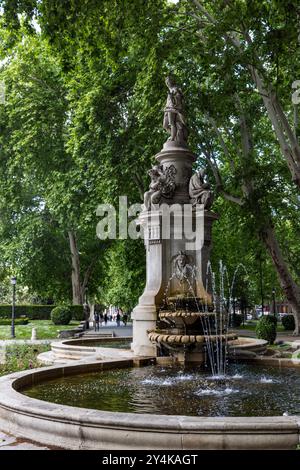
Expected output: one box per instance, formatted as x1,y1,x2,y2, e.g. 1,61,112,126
256,316,277,344
50,306,72,325
100,239,145,311
231,314,242,327
0,305,53,319
0,0,299,315
1,343,50,376
0,304,84,320
71,305,84,321
0,317,29,325
266,315,278,327
282,315,295,331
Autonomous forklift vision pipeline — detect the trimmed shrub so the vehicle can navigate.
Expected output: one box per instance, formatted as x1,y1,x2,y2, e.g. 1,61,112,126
51,306,72,325
265,314,278,327
282,315,295,331
256,316,277,344
231,314,242,327
71,305,84,321
0,317,29,325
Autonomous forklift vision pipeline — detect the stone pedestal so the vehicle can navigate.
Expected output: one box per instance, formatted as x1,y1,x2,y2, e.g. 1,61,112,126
155,143,195,205
132,142,218,357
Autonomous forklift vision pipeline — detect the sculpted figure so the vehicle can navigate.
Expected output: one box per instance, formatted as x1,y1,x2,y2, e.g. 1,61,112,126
173,251,195,296
189,169,214,209
143,164,177,210
174,251,190,282
163,76,188,146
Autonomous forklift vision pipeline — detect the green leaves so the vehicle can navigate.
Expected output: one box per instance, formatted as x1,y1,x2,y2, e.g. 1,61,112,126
0,0,299,310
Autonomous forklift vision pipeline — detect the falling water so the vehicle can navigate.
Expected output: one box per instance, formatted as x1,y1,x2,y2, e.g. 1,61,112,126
157,260,249,377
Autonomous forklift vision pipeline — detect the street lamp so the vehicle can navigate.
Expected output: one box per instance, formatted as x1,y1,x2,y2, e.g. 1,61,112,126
258,253,264,316
272,288,276,317
10,276,17,338
231,297,237,327
84,287,89,330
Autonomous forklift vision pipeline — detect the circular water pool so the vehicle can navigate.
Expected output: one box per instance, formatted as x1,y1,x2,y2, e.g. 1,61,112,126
23,363,300,417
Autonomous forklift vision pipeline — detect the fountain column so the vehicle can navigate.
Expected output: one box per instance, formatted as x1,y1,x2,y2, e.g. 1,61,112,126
132,77,218,358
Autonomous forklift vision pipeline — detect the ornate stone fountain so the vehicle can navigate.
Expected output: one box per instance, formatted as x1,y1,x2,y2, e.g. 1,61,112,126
132,76,237,366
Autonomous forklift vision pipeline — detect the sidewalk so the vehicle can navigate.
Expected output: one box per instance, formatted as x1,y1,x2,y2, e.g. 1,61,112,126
0,430,50,450
232,328,298,343
85,323,133,337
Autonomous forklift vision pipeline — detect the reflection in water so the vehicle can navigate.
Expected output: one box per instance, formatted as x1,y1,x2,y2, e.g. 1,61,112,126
23,364,300,417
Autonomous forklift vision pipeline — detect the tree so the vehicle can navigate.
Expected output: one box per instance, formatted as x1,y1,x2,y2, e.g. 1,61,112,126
175,0,300,332
0,0,299,325
0,30,107,303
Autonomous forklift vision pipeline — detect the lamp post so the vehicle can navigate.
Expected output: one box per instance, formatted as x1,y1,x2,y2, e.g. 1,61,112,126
84,287,89,330
272,288,276,318
10,276,17,338
259,254,264,316
232,297,237,327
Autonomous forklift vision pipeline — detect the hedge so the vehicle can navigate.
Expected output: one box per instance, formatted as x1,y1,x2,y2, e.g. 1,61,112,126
0,305,84,321
0,317,29,325
282,314,295,331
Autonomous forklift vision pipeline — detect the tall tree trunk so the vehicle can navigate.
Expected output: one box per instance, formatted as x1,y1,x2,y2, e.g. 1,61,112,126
237,97,300,334
259,222,300,335
68,230,83,305
205,101,300,332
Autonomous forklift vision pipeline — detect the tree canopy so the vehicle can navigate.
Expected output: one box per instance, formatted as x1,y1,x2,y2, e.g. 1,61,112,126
0,0,299,322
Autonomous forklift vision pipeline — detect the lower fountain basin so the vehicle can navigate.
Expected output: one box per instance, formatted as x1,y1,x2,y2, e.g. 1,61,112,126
0,358,300,449
23,363,300,417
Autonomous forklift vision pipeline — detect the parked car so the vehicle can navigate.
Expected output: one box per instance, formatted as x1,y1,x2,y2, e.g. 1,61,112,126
278,312,288,320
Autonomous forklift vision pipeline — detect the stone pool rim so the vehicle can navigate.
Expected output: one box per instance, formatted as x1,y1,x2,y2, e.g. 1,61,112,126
49,336,133,360
40,335,267,365
0,357,300,450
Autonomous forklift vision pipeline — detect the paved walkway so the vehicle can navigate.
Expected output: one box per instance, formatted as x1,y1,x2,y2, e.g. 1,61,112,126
84,323,132,337
0,430,50,450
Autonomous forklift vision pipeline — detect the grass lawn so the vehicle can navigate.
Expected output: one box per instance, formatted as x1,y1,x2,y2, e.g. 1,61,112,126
0,320,80,340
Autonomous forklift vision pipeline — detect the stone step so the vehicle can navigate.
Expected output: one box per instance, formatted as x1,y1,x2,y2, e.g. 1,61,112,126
83,333,114,338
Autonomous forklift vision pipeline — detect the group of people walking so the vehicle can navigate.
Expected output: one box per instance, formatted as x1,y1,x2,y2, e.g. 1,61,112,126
93,305,128,331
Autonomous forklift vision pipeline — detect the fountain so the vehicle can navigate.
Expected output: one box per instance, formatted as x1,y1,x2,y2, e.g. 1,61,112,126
1,77,300,450
132,76,237,372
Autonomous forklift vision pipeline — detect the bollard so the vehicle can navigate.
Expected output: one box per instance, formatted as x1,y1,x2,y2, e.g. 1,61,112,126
31,327,37,341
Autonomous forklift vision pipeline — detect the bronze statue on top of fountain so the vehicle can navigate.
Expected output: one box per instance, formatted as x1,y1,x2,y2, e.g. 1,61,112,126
163,76,188,147
189,169,214,209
